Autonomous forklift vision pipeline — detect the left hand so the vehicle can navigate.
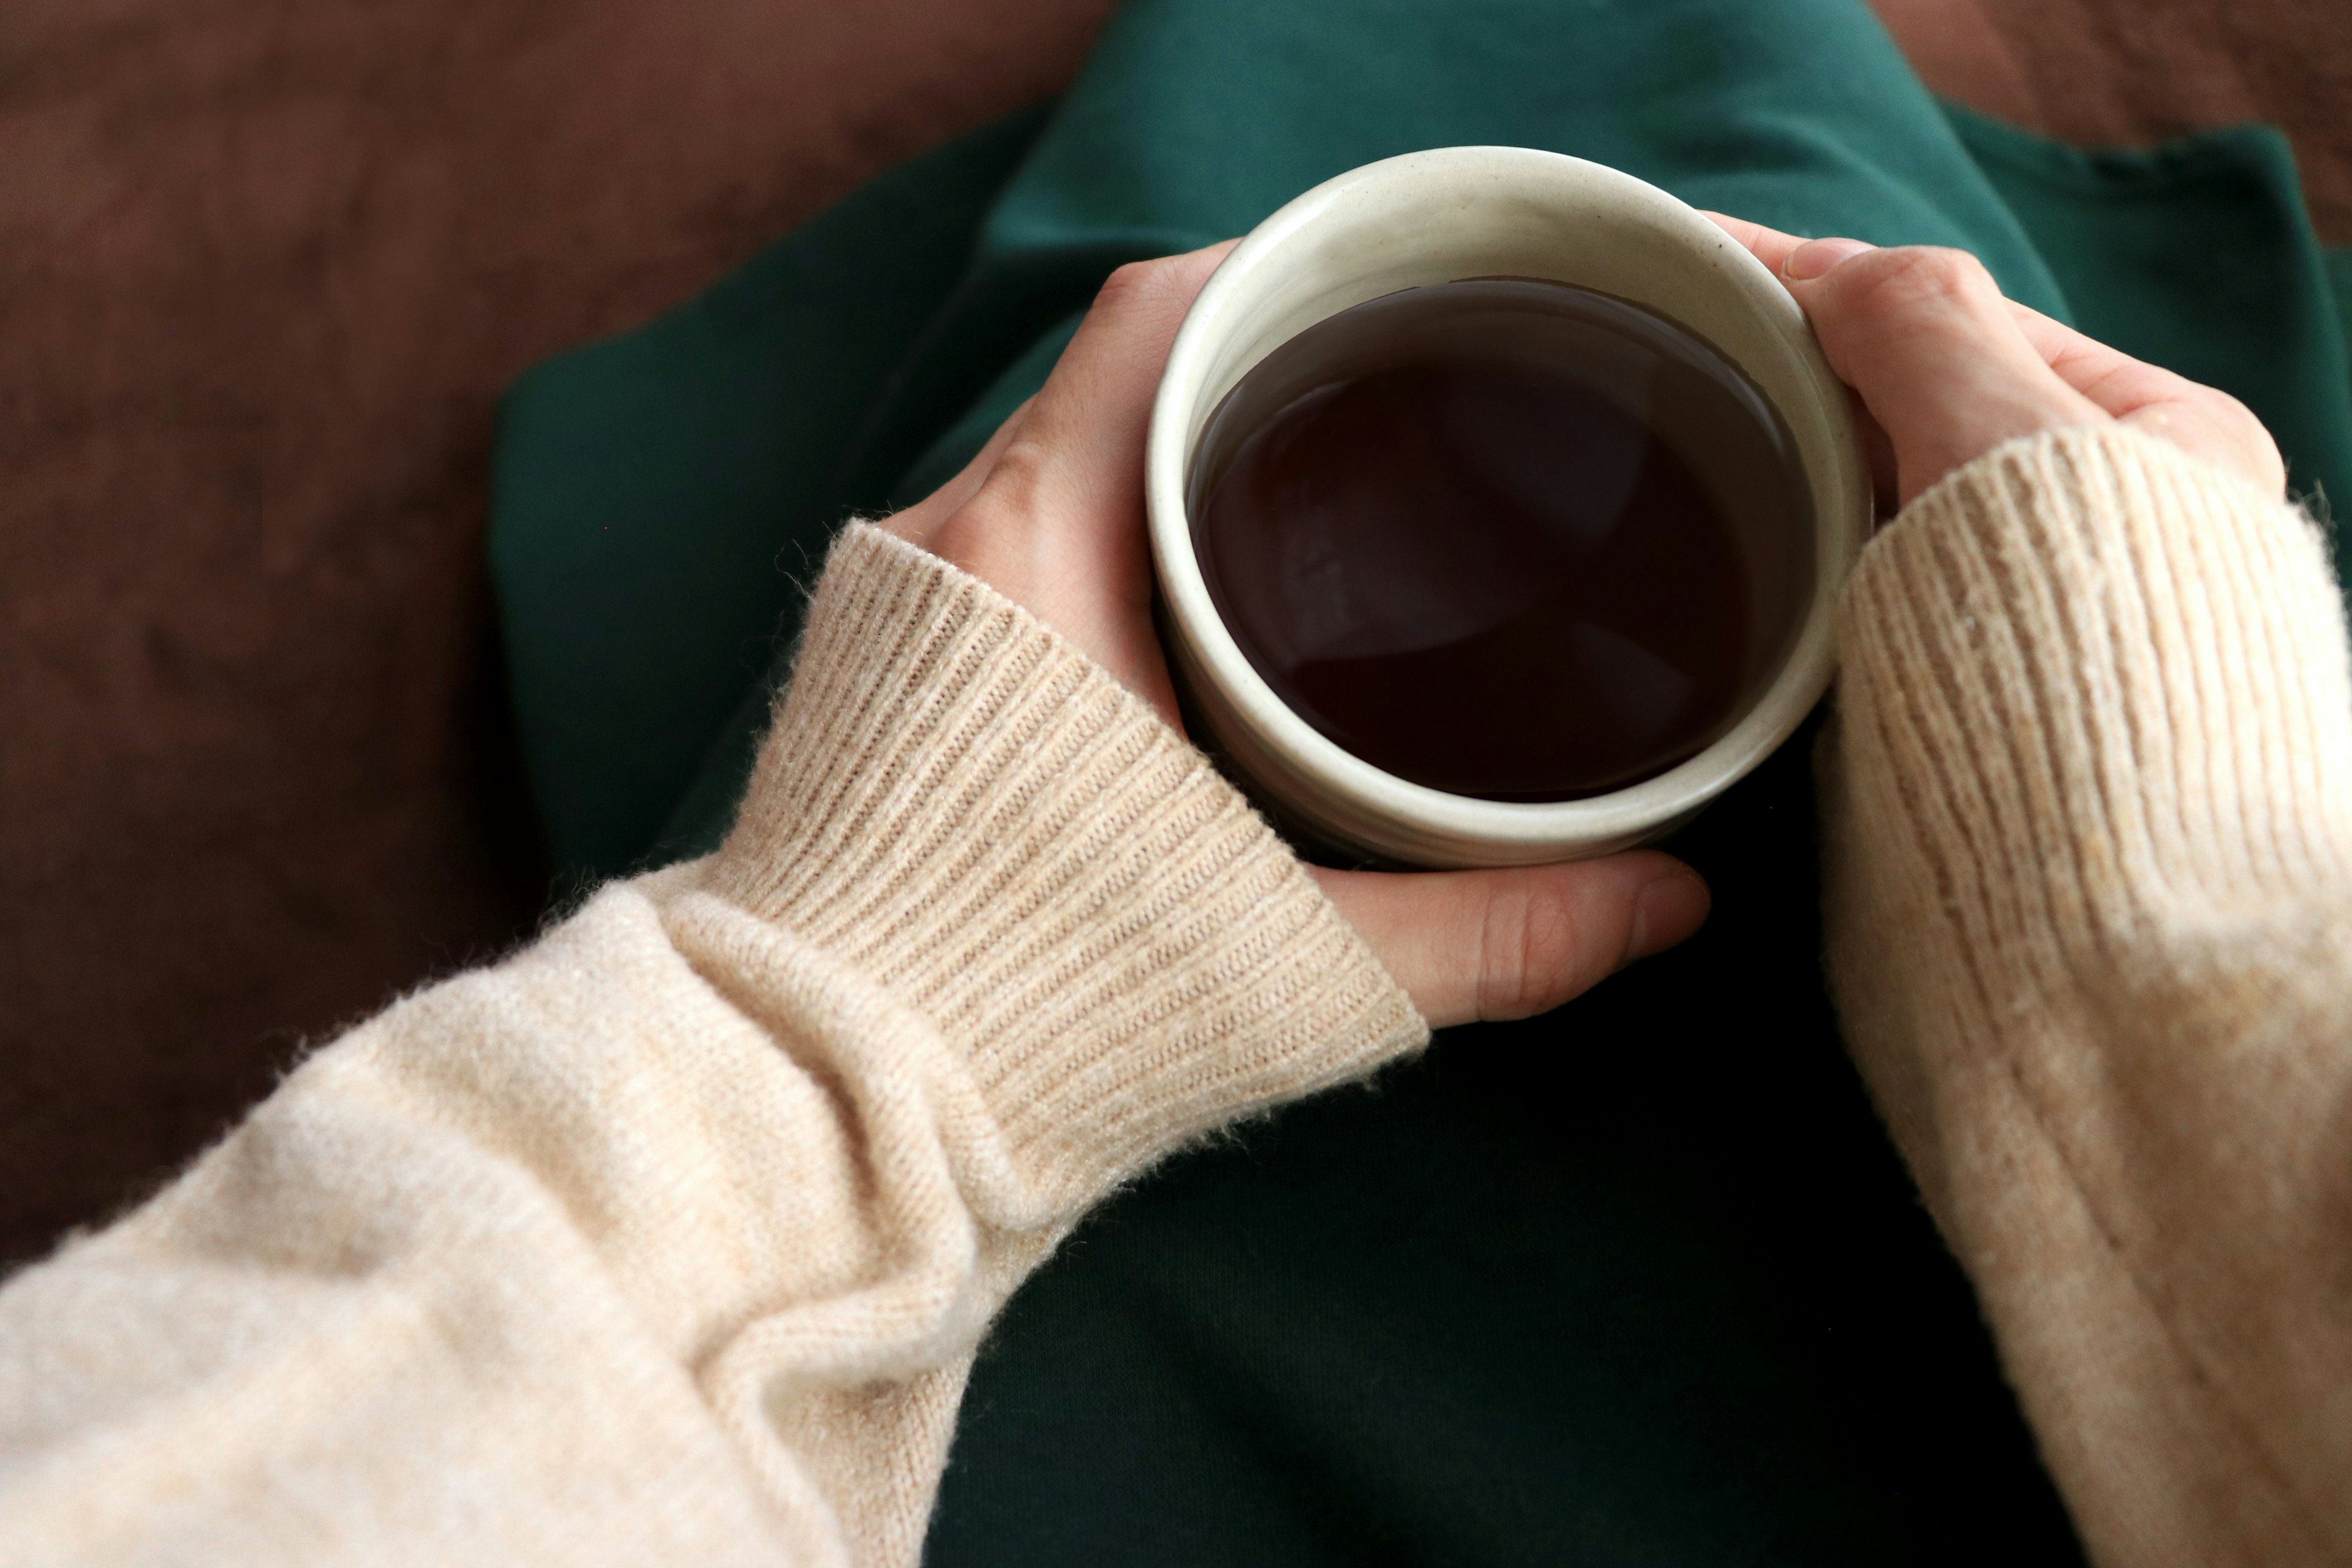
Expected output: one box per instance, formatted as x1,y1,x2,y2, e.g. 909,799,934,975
880,246,1710,1029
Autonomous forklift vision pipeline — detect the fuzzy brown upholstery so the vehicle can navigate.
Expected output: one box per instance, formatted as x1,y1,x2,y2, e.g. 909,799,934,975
0,0,1117,1263
0,0,2341,1265
1880,0,2352,242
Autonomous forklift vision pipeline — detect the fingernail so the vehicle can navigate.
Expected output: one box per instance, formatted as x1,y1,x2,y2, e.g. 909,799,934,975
1629,873,1711,962
1784,236,1875,281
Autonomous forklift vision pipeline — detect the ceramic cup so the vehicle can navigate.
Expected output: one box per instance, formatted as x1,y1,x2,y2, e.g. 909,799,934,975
1144,146,1871,867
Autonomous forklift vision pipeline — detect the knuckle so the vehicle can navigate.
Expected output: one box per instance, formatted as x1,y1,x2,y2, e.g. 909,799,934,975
1093,256,1184,315
1841,244,1999,317
1477,881,1598,1021
2201,385,2268,442
2203,388,2288,485
967,431,1055,519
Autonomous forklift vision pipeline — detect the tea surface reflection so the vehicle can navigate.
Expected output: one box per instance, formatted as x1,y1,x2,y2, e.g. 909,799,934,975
1190,279,1812,802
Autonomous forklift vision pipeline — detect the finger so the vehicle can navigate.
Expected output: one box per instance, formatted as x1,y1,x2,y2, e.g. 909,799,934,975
1004,241,1242,510
1708,226,2278,501
1313,853,1709,1030
2001,299,2285,492
877,394,1039,550
1700,211,1811,274
937,242,1237,575
1698,216,1898,512
925,241,1238,718
1779,243,2108,505
925,241,1239,560
2002,298,2203,416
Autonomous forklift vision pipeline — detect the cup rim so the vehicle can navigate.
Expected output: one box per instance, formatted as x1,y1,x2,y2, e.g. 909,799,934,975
1144,146,1871,864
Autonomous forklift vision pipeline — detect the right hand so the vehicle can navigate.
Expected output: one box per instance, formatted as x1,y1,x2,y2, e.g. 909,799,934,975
881,249,1711,1030
1702,215,2285,509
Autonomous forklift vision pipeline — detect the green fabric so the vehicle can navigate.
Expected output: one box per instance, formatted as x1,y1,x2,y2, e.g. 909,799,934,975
1947,107,2352,518
489,110,1053,878
489,1,2352,1560
2329,246,2352,456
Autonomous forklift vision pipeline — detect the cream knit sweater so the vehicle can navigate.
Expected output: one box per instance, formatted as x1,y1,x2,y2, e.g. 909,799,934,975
0,426,2344,1566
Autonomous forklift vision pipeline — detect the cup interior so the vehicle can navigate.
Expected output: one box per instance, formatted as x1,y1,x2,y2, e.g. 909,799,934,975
1146,147,1869,867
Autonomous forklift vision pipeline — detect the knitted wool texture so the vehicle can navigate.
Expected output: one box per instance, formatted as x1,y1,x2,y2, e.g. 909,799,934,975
1825,424,2352,1567
0,525,1425,1566
2,430,2349,1567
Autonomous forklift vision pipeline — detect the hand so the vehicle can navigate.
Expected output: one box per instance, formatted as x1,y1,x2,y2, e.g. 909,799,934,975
1702,214,2285,508
880,246,1710,1029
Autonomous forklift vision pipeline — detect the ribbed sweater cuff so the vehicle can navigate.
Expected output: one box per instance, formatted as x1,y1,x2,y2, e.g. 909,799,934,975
707,524,1427,1207
1838,425,2352,973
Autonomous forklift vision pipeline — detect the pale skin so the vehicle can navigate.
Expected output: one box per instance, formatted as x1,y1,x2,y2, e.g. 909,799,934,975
880,216,2283,1030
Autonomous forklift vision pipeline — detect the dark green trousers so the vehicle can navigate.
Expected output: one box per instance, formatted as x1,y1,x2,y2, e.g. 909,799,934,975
489,2,2352,1559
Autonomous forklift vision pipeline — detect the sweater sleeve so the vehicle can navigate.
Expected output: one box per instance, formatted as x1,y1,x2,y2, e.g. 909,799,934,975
0,523,1426,1568
1823,426,2352,1568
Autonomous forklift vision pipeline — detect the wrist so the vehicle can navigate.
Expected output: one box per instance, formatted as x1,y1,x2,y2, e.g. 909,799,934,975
704,525,1427,1210
1838,424,2352,960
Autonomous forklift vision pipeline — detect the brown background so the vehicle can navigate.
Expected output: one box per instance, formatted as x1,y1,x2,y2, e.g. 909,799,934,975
2,0,2346,1265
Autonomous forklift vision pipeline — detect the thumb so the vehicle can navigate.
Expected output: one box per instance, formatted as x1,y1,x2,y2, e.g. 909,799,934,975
1313,853,1709,1030
1779,239,2108,506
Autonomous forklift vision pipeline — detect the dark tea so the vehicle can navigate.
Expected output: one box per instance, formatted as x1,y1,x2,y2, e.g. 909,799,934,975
1188,278,1812,802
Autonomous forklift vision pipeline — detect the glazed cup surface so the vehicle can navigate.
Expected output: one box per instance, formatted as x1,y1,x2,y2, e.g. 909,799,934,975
1145,146,1870,867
